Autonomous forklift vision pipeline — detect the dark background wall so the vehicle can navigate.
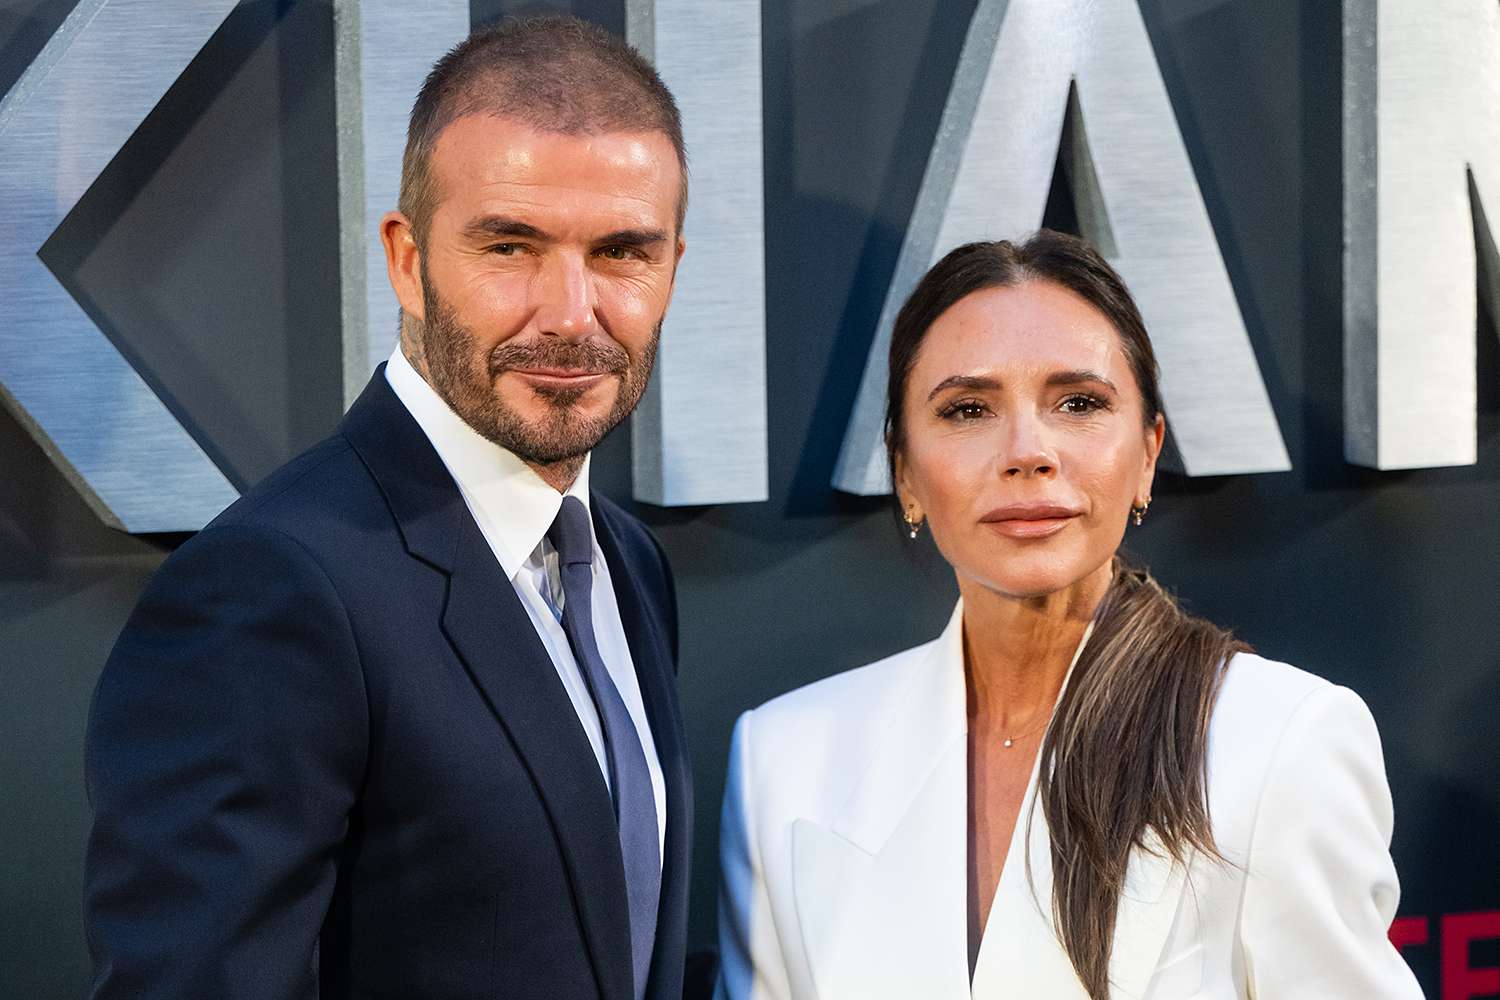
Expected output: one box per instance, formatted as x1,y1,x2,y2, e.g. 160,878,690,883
2,1,1496,996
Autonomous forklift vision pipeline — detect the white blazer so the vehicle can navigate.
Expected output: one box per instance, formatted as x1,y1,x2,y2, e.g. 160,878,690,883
715,604,1423,1000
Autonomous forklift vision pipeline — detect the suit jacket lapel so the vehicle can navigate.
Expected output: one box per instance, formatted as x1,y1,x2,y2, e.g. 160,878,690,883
342,371,634,1000
591,500,691,1000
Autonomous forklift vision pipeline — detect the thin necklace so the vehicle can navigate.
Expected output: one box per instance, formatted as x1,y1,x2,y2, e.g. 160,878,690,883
963,627,1077,748
997,713,1052,748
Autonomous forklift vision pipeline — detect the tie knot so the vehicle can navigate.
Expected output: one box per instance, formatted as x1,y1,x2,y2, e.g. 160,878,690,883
548,495,594,567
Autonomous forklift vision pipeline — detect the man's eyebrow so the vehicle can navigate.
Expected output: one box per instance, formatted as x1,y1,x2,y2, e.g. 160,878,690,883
927,374,1001,401
1045,369,1118,392
459,216,550,242
595,228,671,249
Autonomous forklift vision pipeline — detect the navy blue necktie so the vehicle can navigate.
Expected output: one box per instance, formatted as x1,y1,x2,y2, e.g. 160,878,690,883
548,496,660,1000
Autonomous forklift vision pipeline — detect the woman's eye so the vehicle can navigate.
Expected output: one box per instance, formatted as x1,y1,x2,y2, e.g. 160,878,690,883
940,400,989,421
1059,394,1107,415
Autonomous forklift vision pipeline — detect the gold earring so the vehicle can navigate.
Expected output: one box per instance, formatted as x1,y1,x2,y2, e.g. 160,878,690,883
903,507,924,539
1131,497,1151,526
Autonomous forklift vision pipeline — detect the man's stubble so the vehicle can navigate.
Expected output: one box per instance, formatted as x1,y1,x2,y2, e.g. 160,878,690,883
411,279,661,469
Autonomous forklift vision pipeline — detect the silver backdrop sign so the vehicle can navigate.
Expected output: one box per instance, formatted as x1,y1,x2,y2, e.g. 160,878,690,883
832,0,1290,495
1343,0,1500,471
0,0,240,533
0,1,1493,532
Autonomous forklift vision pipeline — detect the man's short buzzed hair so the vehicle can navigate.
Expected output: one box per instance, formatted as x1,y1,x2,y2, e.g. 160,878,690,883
399,15,687,247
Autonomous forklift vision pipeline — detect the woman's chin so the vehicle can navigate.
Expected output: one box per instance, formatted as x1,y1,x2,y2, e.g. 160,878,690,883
972,569,1085,603
960,553,1112,605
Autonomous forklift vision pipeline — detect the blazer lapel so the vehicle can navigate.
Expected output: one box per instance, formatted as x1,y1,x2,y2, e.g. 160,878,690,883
591,500,691,1000
1108,832,1188,1000
775,594,1184,1000
342,372,634,1000
791,605,971,999
988,818,1185,1000
971,732,1186,1000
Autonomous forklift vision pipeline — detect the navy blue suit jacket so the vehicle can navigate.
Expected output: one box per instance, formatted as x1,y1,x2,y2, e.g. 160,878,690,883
84,370,691,1000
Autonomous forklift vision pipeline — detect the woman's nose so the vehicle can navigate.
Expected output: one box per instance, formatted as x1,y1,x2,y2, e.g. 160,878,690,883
1000,419,1056,478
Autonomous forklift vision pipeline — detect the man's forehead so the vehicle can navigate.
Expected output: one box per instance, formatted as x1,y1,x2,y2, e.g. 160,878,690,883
426,114,682,217
430,113,678,175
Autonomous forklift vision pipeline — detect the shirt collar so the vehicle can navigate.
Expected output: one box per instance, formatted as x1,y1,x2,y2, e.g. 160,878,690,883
384,347,591,578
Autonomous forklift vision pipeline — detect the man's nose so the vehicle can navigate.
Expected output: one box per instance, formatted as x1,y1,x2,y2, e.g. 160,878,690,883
1000,416,1056,478
532,253,598,342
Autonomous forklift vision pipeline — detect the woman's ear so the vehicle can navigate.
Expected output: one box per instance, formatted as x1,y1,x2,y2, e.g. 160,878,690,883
893,450,923,523
1137,413,1165,504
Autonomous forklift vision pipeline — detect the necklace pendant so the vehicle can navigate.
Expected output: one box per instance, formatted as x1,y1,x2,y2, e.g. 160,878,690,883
1003,738,1014,748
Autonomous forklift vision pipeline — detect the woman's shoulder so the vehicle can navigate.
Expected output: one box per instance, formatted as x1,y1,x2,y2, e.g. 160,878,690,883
1213,650,1377,739
1206,651,1389,849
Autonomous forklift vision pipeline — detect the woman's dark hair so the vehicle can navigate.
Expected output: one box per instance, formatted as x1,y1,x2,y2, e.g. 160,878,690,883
884,230,1247,999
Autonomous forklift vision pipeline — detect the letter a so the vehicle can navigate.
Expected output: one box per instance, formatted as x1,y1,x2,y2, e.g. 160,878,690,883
834,0,1289,495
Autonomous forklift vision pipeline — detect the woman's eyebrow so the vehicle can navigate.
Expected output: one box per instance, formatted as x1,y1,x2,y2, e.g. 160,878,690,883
925,370,1117,401
926,374,1001,401
1045,369,1118,392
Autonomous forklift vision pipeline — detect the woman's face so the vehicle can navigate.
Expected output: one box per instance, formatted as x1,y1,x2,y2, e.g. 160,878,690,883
895,280,1164,602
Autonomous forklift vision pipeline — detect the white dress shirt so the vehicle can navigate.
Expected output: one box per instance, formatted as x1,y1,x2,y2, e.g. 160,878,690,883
385,348,665,862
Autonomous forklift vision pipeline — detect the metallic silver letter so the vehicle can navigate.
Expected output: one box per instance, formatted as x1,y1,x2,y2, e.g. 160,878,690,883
333,0,469,403
0,0,239,532
1343,0,1500,469
627,0,770,505
833,0,1290,495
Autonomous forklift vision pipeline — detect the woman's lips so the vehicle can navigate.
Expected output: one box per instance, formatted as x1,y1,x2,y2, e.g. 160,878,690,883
984,516,1075,539
979,504,1081,539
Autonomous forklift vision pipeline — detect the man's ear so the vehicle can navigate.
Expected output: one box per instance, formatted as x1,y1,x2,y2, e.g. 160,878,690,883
660,236,687,312
381,211,425,321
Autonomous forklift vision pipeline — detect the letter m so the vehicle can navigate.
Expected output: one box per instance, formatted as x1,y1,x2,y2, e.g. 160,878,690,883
1344,0,1500,469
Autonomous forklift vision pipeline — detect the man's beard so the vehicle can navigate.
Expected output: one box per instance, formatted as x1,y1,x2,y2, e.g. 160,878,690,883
416,283,660,466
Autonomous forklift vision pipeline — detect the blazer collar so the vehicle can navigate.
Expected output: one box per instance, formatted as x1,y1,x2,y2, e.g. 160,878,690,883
793,604,971,997
383,348,596,578
794,601,1181,999
340,365,466,572
830,602,967,855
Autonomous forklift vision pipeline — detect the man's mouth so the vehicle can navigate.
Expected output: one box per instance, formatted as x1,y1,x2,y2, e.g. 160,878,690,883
507,368,615,389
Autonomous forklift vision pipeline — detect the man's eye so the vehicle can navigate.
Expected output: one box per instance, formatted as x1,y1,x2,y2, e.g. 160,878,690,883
599,245,635,260
490,243,524,256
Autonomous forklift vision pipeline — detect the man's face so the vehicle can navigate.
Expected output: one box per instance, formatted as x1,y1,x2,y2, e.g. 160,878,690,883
390,114,684,467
